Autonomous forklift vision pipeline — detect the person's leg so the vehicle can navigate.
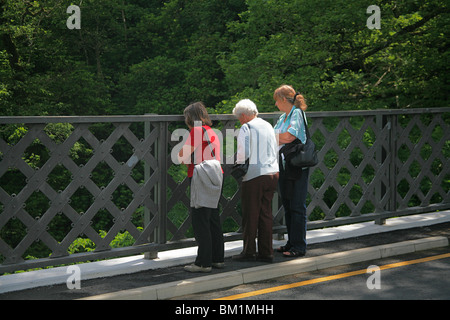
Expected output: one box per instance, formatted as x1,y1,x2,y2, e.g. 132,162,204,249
210,207,224,264
240,178,262,256
257,173,279,258
191,206,212,267
284,168,309,255
278,168,292,251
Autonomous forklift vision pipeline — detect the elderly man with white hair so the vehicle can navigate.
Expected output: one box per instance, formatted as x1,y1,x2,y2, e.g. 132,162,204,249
232,99,279,262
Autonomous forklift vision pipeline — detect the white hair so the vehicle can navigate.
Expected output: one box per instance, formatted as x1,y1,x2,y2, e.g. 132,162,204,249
232,99,259,118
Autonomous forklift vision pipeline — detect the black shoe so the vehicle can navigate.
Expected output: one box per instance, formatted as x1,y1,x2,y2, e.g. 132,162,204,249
282,249,305,258
212,262,225,269
232,253,256,262
276,245,291,253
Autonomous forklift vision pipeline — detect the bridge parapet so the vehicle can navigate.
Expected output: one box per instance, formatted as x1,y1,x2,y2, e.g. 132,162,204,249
0,108,449,273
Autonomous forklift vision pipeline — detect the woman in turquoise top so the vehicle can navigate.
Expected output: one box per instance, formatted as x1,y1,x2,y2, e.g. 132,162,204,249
273,85,310,258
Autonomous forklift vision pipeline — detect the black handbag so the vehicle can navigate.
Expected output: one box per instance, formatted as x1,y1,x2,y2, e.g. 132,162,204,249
231,159,249,179
289,110,318,168
231,123,252,179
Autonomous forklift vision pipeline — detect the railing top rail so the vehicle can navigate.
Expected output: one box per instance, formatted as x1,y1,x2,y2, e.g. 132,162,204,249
0,107,448,124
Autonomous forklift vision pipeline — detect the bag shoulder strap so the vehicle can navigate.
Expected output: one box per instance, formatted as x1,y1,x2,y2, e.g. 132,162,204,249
201,126,216,159
300,110,311,140
244,122,254,160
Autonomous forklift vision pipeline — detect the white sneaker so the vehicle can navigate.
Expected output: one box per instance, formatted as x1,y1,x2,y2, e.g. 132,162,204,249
184,264,212,273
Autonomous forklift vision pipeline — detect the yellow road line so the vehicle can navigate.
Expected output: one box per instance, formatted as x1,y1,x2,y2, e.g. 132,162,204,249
214,252,450,300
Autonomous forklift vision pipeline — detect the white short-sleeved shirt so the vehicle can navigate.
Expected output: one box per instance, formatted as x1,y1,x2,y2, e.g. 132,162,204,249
236,117,279,182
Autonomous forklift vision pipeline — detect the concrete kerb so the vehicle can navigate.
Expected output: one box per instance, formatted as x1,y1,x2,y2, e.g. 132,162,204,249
83,235,449,300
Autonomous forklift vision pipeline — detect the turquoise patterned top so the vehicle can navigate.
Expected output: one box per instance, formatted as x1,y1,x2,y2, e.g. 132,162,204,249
274,106,307,145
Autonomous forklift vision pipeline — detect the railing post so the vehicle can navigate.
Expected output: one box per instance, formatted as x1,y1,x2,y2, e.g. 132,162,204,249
143,116,157,259
157,121,168,244
388,114,397,214
272,192,285,240
375,114,388,225
374,113,396,225
143,116,168,259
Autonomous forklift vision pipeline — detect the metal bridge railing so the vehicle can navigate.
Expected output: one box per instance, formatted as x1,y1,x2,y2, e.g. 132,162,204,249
0,108,449,273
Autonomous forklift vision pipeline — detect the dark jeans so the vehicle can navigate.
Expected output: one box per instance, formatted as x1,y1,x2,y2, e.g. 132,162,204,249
278,167,310,254
191,206,224,267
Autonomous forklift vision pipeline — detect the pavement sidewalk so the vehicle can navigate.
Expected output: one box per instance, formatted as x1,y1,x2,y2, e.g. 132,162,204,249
0,210,449,299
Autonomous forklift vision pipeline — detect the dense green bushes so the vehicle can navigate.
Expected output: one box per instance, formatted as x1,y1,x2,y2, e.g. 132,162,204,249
1,0,448,116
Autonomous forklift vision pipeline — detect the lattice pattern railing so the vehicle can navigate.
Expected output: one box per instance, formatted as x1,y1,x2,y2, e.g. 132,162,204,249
0,120,163,266
0,108,449,272
303,114,391,219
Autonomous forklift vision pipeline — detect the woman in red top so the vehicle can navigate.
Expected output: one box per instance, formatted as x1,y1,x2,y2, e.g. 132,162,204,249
178,102,224,273
179,104,222,178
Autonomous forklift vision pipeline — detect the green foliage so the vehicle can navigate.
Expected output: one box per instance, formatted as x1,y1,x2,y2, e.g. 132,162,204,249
1,0,447,116
218,0,449,112
67,228,143,254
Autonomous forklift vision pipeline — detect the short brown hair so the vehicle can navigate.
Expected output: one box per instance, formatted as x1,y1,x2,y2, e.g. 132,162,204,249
273,85,307,111
183,102,213,128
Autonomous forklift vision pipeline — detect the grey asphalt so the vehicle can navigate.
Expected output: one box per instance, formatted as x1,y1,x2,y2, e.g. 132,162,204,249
175,246,450,300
